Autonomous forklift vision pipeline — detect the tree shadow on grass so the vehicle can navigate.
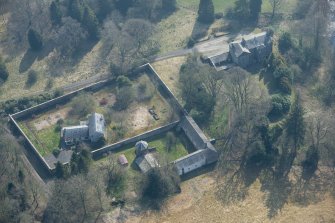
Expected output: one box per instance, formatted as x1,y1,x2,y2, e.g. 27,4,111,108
190,20,212,41
71,39,99,66
19,41,55,73
19,49,38,73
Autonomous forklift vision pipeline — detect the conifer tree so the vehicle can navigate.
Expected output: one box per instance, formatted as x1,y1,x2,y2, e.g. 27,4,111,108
198,0,215,24
249,0,262,21
55,162,65,179
69,0,84,22
50,1,62,25
82,6,99,39
286,94,305,152
28,29,43,51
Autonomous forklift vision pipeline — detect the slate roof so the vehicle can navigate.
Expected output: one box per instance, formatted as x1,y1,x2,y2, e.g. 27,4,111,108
209,52,230,65
62,125,89,142
242,32,268,50
230,41,251,58
135,153,159,173
44,150,73,169
88,113,105,136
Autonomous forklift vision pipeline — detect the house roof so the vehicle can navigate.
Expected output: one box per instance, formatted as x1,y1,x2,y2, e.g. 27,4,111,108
242,32,268,50
230,41,251,58
88,113,105,136
209,52,230,65
174,149,207,171
62,125,89,142
135,153,159,173
44,150,73,169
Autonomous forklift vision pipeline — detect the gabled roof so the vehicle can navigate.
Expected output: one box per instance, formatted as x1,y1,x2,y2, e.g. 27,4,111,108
243,32,268,50
62,125,89,142
118,154,128,165
88,113,105,135
230,41,251,58
209,52,230,65
135,153,159,173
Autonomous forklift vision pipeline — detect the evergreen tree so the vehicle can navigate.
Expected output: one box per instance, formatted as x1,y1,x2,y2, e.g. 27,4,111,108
234,0,250,20
198,0,215,24
115,0,133,15
28,29,43,51
82,6,99,39
162,0,176,11
249,0,262,21
50,1,62,25
286,94,305,152
0,57,9,82
97,0,114,21
55,162,65,179
69,0,84,22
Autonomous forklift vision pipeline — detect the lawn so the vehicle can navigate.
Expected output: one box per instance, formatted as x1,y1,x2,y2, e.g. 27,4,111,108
18,123,57,157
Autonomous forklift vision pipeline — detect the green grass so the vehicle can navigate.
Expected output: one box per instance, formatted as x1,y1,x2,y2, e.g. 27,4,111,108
18,123,58,157
36,127,61,155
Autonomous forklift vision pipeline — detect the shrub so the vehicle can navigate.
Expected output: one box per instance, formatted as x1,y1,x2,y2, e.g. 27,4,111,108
52,149,61,157
166,132,177,152
278,32,293,53
113,86,135,111
278,76,292,95
137,77,154,102
268,94,291,118
69,93,96,117
116,75,132,88
26,70,38,87
189,109,206,124
140,166,180,209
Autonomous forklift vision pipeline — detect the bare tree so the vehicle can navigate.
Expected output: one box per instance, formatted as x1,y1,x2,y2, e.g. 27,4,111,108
224,67,251,116
307,112,330,152
53,17,88,56
202,68,225,101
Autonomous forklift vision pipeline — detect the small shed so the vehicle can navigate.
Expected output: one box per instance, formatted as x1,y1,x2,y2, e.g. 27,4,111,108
118,154,128,166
